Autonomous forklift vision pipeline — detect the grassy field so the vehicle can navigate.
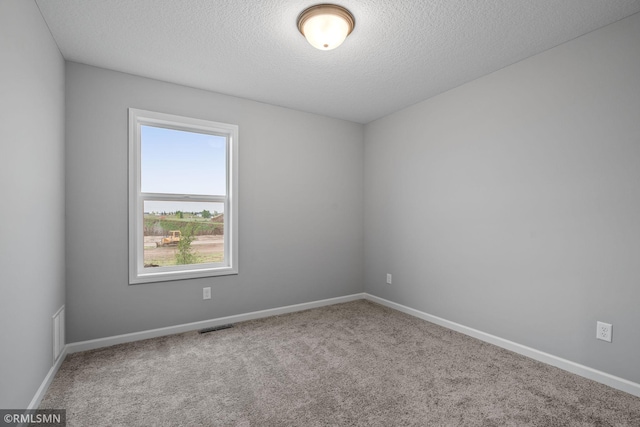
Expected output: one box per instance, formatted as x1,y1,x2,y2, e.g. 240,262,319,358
144,212,224,236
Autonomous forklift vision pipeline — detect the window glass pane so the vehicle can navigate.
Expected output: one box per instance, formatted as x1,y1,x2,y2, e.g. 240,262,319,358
141,125,226,195
143,201,225,268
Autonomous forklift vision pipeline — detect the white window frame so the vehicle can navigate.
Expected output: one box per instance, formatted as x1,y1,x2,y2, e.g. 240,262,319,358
128,108,238,284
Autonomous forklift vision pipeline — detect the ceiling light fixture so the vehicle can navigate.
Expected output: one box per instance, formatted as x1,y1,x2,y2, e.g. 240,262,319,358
297,4,355,51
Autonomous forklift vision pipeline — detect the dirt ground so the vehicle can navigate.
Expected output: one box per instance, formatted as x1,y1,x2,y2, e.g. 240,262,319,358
143,235,224,265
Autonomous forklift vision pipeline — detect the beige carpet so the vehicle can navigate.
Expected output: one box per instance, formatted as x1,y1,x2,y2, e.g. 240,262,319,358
39,300,640,426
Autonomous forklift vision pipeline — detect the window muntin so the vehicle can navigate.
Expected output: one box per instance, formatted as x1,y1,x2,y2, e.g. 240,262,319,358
129,109,238,284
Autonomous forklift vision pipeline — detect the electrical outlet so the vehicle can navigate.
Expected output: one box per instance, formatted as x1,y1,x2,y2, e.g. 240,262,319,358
203,287,211,300
596,321,612,342
386,274,392,285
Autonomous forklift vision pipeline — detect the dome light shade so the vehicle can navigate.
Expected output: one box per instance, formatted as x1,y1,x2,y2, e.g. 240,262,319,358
297,4,355,51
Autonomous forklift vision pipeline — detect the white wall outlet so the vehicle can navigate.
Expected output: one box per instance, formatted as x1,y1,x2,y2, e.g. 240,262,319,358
386,274,392,285
203,287,211,300
596,321,612,342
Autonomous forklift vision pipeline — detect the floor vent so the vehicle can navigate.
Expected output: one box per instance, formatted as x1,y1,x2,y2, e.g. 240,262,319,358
199,324,234,334
53,306,65,362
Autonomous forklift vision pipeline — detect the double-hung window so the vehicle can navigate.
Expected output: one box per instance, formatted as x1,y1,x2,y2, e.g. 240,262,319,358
128,109,238,284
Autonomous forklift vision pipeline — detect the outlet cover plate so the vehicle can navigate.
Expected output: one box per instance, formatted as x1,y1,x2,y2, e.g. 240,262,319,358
203,287,211,300
597,321,612,342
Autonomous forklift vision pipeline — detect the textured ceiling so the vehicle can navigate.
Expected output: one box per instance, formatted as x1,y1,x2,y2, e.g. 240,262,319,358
35,0,640,123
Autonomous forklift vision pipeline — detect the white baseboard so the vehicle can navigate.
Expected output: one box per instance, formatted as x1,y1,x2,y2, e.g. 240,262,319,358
32,291,639,409
364,293,640,398
28,346,68,410
66,293,366,354
31,293,363,409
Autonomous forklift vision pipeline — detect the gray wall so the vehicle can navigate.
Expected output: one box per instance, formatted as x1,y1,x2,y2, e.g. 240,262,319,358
0,1,66,408
65,62,364,342
364,12,640,384
4,1,637,406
